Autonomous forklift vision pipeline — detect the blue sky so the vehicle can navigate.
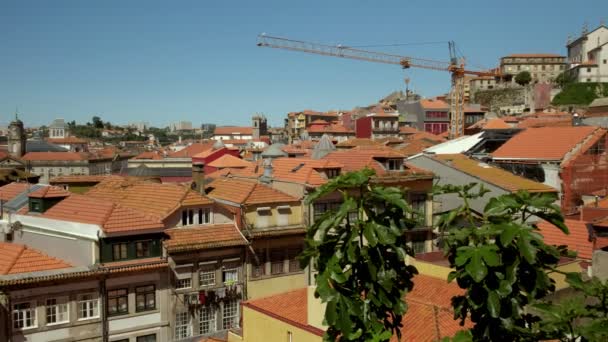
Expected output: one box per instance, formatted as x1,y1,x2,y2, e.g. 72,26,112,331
1,0,606,128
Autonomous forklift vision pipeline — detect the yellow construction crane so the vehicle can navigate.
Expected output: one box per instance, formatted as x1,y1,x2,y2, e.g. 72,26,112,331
257,34,498,139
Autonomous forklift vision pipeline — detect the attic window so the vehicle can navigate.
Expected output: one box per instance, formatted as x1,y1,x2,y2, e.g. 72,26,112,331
256,207,272,213
291,163,305,172
387,159,402,171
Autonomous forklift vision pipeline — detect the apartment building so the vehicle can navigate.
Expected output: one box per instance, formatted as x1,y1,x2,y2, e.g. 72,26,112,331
567,24,608,83
22,152,116,184
500,53,567,84
398,99,485,135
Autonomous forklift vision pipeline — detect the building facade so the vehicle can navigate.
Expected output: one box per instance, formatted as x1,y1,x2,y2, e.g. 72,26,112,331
500,54,567,84
567,25,608,83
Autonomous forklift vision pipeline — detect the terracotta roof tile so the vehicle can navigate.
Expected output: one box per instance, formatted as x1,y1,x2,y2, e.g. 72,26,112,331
433,154,556,193
323,147,405,175
87,179,213,220
229,158,341,187
406,131,446,143
206,178,300,205
493,126,601,161
0,183,30,201
40,194,165,234
244,275,469,342
208,155,253,169
537,219,594,259
50,175,114,183
168,142,215,158
165,224,247,252
336,138,383,148
214,126,253,135
307,124,354,134
517,117,573,128
482,118,511,129
0,242,71,275
28,186,71,199
399,126,419,134
396,139,438,156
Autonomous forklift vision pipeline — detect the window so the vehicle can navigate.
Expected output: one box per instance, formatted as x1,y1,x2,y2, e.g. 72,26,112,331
107,288,129,316
136,285,156,312
181,210,188,226
410,232,429,254
136,240,151,258
177,278,192,290
270,249,285,275
188,210,194,225
223,268,238,285
136,335,157,342
175,311,191,339
313,201,341,220
424,122,448,135
325,168,340,178
588,78,592,82
409,193,427,225
112,243,128,261
199,266,216,287
288,248,302,272
604,59,607,64
198,208,211,224
13,302,36,329
587,68,592,72
387,159,402,171
78,294,99,320
46,298,69,324
222,300,239,329
199,305,216,335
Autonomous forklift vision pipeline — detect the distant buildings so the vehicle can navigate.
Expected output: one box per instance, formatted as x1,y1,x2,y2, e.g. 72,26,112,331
567,24,608,83
170,121,193,132
398,98,485,135
500,53,567,84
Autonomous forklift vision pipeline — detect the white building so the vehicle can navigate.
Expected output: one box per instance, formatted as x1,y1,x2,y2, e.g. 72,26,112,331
567,25,608,83
49,119,66,139
170,121,193,132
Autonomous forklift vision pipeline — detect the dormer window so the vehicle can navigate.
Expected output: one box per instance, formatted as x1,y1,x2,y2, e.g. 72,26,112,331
325,168,340,179
387,159,403,171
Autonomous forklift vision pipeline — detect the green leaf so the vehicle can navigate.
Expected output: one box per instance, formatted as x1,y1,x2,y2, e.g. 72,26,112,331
517,233,537,263
451,330,473,342
479,245,500,267
325,299,338,325
363,223,379,246
497,280,512,297
465,249,488,282
487,291,501,318
499,223,520,246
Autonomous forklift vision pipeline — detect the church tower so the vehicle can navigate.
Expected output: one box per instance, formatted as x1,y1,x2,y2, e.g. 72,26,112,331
252,114,268,140
8,112,26,158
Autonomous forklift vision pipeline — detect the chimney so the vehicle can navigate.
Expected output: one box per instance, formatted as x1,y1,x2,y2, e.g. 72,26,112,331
261,158,273,183
192,161,206,194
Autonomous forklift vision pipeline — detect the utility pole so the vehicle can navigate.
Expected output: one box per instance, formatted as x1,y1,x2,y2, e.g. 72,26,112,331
404,77,410,102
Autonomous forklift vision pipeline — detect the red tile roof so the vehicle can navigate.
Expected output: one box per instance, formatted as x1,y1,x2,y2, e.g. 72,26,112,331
396,139,438,156
0,242,71,275
207,154,252,169
244,275,469,342
168,142,215,158
28,186,71,199
336,138,383,148
406,131,446,143
0,183,30,201
86,178,213,220
164,224,247,252
50,175,113,184
206,178,300,205
229,158,342,187
40,194,165,234
21,152,90,161
323,147,405,175
537,219,593,259
492,126,601,161
214,126,253,135
399,126,420,135
482,118,511,129
307,123,354,134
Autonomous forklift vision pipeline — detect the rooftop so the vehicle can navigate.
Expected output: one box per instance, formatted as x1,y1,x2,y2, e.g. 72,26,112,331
214,126,253,135
168,142,215,158
504,53,564,58
433,154,556,193
243,274,469,342
0,182,30,202
0,242,72,275
492,126,601,161
206,178,300,205
21,152,92,161
207,154,252,169
28,185,71,199
164,224,247,253
537,219,594,259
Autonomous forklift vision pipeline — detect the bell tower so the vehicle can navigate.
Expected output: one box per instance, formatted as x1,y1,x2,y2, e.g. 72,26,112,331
8,111,26,158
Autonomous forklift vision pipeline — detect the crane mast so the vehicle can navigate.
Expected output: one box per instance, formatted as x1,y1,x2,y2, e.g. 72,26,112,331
257,34,497,139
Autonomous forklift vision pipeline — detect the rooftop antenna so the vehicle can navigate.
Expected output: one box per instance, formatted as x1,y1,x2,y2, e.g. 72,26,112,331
14,106,19,121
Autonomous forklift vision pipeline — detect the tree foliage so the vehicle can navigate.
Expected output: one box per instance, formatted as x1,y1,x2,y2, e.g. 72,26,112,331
515,71,532,86
437,184,608,342
300,169,419,341
552,82,608,105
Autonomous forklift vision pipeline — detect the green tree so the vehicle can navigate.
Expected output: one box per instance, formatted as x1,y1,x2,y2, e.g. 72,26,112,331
515,71,532,86
436,184,568,341
300,169,419,341
555,71,575,88
92,116,104,129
